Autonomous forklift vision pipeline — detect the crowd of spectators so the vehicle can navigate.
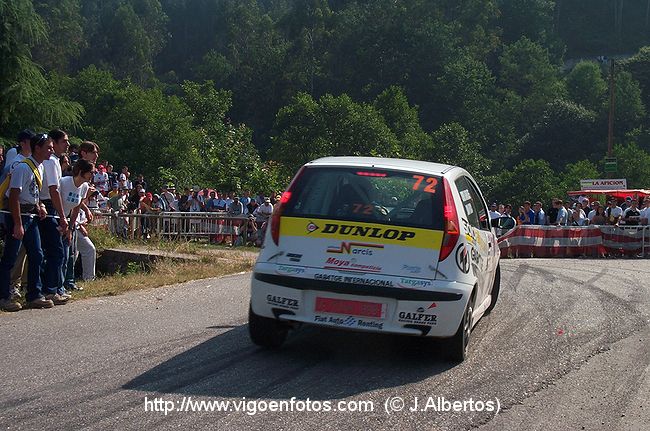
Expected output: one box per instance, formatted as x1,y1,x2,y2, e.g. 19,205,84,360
488,195,650,228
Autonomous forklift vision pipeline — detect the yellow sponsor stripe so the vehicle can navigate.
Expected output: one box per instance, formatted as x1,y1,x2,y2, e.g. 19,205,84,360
280,217,443,249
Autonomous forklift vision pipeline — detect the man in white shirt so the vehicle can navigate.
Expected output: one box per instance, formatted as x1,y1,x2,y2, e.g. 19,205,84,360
605,200,623,225
587,201,600,223
93,165,109,195
488,203,501,220
0,134,55,311
38,129,70,305
254,197,274,223
640,198,650,224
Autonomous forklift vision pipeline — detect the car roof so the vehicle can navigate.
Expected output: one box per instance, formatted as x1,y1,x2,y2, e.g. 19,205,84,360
306,156,460,176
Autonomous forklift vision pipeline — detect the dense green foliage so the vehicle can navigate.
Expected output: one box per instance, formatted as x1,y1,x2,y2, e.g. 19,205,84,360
2,0,650,202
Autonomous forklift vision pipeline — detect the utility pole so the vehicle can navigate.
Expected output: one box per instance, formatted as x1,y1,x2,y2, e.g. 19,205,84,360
607,59,615,158
605,59,617,178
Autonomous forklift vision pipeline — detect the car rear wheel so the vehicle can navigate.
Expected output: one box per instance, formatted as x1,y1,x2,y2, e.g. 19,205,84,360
485,264,501,314
446,294,474,363
248,305,288,348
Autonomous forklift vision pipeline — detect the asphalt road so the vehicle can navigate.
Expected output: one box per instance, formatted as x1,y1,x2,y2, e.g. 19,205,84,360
0,259,648,431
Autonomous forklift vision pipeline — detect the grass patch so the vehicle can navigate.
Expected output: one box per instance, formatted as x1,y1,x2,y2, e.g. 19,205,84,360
73,251,257,299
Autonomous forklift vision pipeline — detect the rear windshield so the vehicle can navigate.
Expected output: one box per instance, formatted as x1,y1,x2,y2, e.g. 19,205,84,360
284,167,444,230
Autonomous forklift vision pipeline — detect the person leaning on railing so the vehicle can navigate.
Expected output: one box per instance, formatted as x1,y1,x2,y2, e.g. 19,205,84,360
640,197,650,225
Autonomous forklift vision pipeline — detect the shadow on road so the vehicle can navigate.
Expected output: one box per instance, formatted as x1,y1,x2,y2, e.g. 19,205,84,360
124,324,456,399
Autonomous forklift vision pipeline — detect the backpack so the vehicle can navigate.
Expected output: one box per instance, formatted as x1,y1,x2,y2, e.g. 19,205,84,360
0,158,42,210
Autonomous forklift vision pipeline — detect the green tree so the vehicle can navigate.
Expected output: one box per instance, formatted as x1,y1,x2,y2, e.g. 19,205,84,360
608,142,650,188
490,159,560,205
520,99,598,170
622,46,650,109
565,61,607,112
0,0,82,137
558,160,600,192
373,86,431,159
425,123,491,184
32,0,85,73
611,70,646,138
498,37,566,130
271,92,400,178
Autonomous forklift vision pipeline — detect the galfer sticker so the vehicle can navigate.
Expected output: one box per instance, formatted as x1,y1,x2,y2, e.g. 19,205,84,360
460,189,471,202
465,203,474,216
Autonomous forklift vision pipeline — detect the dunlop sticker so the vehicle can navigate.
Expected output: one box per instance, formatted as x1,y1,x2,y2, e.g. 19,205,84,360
280,217,443,249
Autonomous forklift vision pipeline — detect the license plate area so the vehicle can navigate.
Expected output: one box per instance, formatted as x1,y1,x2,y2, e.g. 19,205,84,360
315,297,386,319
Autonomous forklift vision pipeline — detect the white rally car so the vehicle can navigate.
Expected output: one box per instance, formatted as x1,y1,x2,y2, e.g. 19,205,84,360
249,157,500,361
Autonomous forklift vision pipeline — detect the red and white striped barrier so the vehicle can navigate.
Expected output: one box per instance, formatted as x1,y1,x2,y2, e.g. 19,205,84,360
497,225,650,258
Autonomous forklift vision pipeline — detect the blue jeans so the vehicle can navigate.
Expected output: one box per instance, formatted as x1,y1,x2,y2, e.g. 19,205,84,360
0,213,44,301
39,203,65,296
63,229,77,289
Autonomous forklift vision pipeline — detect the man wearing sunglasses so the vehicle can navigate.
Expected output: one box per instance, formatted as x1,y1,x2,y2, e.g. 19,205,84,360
0,134,55,311
38,129,70,305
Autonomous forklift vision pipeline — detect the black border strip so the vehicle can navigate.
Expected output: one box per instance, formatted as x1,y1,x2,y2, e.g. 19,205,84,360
254,273,462,301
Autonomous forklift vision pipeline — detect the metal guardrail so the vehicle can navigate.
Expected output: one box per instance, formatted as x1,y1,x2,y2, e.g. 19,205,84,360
497,224,650,258
91,211,266,245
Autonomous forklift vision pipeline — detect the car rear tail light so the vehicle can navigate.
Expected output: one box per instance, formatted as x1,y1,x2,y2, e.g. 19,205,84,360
270,167,305,246
439,177,460,262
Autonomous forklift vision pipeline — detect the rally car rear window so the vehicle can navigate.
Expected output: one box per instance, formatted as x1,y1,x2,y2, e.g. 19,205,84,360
283,167,444,230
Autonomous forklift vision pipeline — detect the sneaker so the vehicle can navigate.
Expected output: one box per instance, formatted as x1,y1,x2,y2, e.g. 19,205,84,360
44,294,69,305
67,284,83,291
60,291,72,300
26,297,55,309
10,287,22,300
0,299,22,312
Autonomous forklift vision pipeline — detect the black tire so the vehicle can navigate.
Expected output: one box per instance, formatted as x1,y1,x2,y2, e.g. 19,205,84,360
446,294,474,363
485,264,501,314
248,305,288,348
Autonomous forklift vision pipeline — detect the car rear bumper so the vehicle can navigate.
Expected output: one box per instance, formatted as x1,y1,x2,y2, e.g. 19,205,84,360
250,269,473,337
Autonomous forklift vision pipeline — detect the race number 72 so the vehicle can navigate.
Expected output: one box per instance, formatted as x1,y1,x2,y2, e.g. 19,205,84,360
412,175,438,193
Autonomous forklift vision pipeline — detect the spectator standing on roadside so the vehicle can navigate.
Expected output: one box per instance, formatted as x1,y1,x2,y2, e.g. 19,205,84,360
1,129,34,181
547,199,559,225
488,203,501,220
639,198,650,224
570,202,587,226
591,206,607,225
39,129,71,305
119,166,130,190
79,141,99,163
621,196,632,211
623,200,641,225
254,197,274,224
205,191,219,211
133,174,147,192
227,196,244,216
519,201,535,225
0,134,55,312
188,187,204,212
106,164,118,189
161,185,176,211
533,201,546,225
59,159,94,293
555,200,568,226
94,165,109,196
240,191,252,214
247,198,259,216
587,201,600,223
605,200,623,225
